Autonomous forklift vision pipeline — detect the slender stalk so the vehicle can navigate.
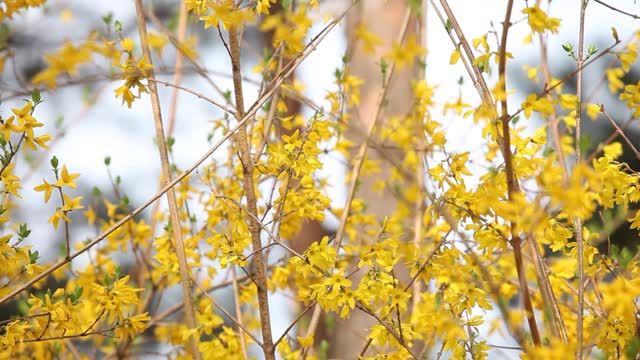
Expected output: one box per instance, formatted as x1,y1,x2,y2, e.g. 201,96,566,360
497,0,541,346
600,106,640,159
231,266,249,359
166,1,188,136
411,0,428,315
133,1,201,358
228,24,276,360
575,1,588,358
438,0,494,106
532,2,569,341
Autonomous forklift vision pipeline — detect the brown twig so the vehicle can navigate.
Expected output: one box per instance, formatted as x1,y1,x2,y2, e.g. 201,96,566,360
147,79,237,122
231,264,249,359
600,105,640,159
194,280,263,347
593,0,640,19
497,0,541,347
411,0,429,316
273,301,317,348
575,1,588,358
229,25,275,358
437,0,494,106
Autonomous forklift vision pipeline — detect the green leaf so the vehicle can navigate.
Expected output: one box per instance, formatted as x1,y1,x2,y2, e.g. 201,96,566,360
104,156,111,166
561,42,573,53
445,19,453,33
281,0,292,9
31,89,41,103
50,156,59,169
69,286,83,305
379,58,388,81
18,223,31,239
28,249,39,264
102,12,113,26
333,68,342,80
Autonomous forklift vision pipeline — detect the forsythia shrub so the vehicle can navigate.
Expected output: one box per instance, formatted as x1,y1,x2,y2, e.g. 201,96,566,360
0,1,639,359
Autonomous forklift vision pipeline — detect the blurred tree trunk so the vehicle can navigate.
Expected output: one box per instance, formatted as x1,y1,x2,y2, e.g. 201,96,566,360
260,2,334,345
331,1,420,358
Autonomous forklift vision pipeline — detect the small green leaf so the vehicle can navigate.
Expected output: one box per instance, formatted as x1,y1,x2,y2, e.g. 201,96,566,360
102,12,113,26
333,68,342,80
445,19,453,33
379,58,388,81
28,249,39,264
31,89,41,103
18,223,31,239
50,156,59,169
104,156,111,166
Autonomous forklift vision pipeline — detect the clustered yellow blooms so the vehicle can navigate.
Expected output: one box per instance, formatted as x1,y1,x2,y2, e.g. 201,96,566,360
0,0,45,21
4,1,640,360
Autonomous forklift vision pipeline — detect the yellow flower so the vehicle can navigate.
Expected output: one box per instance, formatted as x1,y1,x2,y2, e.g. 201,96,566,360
94,275,143,322
55,165,80,188
34,178,54,203
387,34,426,69
522,5,561,34
61,193,83,212
355,23,383,55
115,312,150,340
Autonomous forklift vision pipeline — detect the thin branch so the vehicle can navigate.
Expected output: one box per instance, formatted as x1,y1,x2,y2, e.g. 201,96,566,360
593,0,640,19
273,301,317,348
194,280,263,347
411,0,429,316
509,39,620,121
437,0,494,106
147,79,237,124
225,20,275,353
600,105,640,159
497,0,541,346
231,265,249,359
133,1,200,358
575,1,589,358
